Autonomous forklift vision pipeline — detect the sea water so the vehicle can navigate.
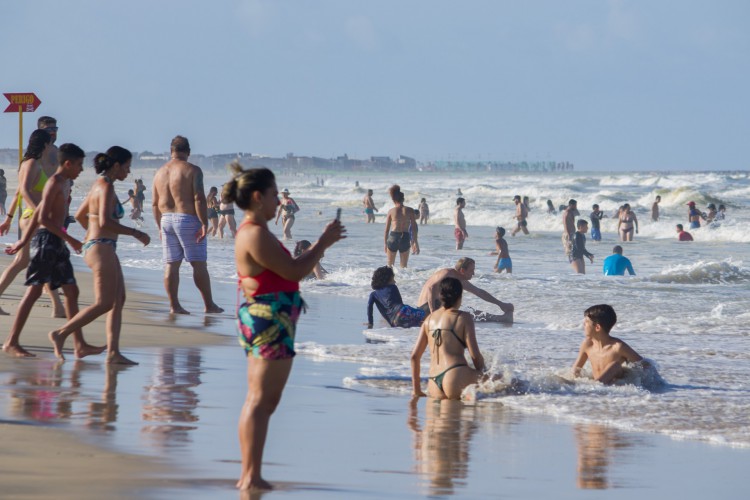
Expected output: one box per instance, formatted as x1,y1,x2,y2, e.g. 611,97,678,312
91,169,750,449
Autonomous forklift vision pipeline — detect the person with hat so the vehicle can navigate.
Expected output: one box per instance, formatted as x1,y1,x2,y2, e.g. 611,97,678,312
686,201,705,229
275,188,299,240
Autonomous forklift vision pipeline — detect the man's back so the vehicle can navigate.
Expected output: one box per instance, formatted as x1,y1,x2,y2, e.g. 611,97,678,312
154,159,201,216
603,254,634,276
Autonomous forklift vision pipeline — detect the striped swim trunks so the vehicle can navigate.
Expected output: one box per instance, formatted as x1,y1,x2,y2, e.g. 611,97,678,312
161,212,207,263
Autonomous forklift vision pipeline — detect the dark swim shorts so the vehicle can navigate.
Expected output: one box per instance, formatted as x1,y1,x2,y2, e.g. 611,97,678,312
386,231,411,253
25,229,76,289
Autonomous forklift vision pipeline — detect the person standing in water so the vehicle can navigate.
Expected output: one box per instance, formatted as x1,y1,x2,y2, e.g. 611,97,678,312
454,197,468,250
491,227,512,274
511,195,529,236
418,197,429,225
362,189,378,223
651,195,661,222
275,188,299,239
617,204,638,242
228,162,344,490
590,204,605,242
384,185,419,268
570,219,594,274
562,199,579,258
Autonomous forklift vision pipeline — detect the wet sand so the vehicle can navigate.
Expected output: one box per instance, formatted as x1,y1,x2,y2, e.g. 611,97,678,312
0,254,748,499
0,253,230,499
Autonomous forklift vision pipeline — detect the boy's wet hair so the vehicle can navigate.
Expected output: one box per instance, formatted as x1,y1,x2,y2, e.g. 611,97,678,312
592,204,599,209
676,224,684,231
371,266,394,290
439,277,463,309
456,197,465,206
576,218,588,228
584,304,617,333
58,143,85,165
496,226,505,237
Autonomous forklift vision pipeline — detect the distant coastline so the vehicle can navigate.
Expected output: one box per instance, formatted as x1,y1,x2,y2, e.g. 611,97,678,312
0,148,573,173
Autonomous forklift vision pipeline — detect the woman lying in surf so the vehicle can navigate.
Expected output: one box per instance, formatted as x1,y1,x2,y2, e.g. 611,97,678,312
366,266,425,329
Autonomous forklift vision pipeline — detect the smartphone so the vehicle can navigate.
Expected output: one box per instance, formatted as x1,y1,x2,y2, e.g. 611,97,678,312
335,208,342,221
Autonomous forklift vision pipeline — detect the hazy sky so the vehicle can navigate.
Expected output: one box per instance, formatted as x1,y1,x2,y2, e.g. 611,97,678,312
1,0,748,170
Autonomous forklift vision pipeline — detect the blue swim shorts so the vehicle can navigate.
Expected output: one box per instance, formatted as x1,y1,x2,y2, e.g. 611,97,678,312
590,228,601,241
497,258,512,271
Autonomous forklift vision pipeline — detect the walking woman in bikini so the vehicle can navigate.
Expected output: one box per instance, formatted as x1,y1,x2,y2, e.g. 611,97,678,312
227,161,345,491
410,277,487,400
48,147,150,364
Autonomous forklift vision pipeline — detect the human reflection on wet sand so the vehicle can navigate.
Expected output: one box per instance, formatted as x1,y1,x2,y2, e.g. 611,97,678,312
3,359,132,428
141,348,203,449
574,423,634,489
408,398,478,497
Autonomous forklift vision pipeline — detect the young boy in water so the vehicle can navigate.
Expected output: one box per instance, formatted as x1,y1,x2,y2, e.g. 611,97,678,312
572,304,646,384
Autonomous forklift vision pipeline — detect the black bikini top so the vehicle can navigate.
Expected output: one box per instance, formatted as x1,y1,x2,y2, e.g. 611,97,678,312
431,311,466,363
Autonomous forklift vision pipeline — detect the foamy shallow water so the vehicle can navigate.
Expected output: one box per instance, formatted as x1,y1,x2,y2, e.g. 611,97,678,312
15,169,746,449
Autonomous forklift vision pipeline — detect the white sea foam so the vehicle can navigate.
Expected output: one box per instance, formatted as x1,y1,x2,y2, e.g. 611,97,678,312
27,168,748,449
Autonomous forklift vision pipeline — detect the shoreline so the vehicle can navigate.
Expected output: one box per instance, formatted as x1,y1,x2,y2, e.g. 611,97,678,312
0,253,231,499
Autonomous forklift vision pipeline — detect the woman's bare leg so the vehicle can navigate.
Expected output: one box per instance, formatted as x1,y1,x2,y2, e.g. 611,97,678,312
106,256,136,365
49,244,116,359
237,357,293,491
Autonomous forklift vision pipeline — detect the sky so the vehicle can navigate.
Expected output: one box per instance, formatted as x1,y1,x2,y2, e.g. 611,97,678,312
1,0,748,171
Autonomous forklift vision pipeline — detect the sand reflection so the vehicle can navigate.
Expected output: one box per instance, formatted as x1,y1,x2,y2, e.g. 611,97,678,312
575,423,634,489
408,398,477,496
141,348,202,449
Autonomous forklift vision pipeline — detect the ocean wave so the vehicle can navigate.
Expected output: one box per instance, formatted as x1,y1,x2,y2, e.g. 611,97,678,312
649,259,750,284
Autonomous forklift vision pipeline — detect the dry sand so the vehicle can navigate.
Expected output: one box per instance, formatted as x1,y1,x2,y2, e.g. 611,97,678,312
0,254,227,499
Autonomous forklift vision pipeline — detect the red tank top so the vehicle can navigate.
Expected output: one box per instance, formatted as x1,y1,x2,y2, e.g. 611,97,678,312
237,220,299,296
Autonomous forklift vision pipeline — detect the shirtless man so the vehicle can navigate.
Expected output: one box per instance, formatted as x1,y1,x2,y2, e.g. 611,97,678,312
0,126,66,317
417,257,513,322
561,199,579,257
511,195,529,236
152,136,223,314
651,195,661,222
3,143,104,359
454,197,468,250
572,304,647,384
363,189,378,223
384,185,418,268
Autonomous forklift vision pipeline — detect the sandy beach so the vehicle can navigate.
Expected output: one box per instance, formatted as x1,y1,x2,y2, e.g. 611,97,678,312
0,253,230,499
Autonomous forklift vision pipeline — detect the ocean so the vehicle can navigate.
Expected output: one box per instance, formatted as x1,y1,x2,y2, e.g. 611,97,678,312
86,168,750,451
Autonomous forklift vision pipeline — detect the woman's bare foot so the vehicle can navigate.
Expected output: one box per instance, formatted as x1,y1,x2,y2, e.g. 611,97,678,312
51,308,67,319
107,352,138,365
237,476,273,491
3,343,36,358
171,305,190,315
49,331,68,360
205,303,224,314
75,342,107,359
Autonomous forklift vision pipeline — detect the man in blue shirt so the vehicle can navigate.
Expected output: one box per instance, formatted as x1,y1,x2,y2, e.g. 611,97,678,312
602,245,635,276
